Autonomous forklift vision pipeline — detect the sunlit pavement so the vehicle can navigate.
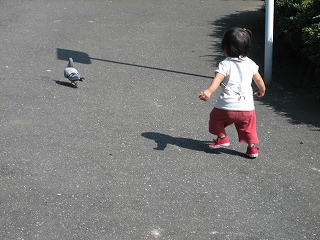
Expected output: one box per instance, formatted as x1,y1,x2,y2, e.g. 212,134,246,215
1,1,319,239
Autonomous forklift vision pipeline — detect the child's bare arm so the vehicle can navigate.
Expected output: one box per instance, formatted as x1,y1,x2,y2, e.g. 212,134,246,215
199,72,225,101
252,72,266,97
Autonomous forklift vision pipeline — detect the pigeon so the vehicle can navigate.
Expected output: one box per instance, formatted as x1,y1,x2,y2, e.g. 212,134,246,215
64,58,85,88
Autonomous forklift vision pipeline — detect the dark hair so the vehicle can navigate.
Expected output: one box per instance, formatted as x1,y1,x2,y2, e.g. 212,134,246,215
221,27,252,57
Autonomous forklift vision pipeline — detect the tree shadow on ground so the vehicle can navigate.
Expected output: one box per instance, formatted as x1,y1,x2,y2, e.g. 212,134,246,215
141,132,248,158
206,8,265,69
258,88,320,129
209,8,320,130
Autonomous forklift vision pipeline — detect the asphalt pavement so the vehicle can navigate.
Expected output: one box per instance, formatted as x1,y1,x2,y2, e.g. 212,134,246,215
1,0,319,239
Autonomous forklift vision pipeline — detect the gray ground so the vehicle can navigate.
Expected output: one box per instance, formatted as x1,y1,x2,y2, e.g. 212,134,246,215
1,0,319,239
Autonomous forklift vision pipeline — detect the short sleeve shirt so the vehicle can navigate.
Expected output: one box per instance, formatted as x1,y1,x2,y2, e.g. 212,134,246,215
214,57,259,111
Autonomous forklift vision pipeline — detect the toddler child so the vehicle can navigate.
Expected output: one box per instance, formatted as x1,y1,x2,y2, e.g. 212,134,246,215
199,27,266,158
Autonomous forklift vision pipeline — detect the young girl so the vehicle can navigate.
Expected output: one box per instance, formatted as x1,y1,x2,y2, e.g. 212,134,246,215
199,27,266,158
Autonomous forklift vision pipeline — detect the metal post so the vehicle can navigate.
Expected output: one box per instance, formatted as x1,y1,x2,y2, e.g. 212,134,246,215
264,0,274,85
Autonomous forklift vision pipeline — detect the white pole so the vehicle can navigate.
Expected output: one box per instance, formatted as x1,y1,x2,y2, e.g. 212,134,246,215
264,0,274,85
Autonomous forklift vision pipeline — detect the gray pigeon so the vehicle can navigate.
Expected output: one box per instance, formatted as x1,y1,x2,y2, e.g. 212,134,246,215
64,58,84,87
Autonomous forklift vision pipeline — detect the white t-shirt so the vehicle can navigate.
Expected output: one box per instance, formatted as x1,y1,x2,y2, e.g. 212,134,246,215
214,56,259,111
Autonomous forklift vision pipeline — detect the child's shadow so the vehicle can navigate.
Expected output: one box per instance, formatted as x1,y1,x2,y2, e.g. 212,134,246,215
141,132,245,157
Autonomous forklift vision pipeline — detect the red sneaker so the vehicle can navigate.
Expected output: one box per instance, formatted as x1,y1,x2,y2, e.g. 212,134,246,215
246,146,260,158
209,135,230,149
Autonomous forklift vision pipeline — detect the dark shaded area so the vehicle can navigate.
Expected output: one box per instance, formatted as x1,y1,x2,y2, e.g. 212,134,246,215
207,9,265,70
258,88,320,128
141,132,248,158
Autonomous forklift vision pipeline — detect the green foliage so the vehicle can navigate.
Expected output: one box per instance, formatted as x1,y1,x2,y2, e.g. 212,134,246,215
275,0,320,66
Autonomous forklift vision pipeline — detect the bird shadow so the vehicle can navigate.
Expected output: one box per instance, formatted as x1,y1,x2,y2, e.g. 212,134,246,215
54,80,77,88
141,132,247,158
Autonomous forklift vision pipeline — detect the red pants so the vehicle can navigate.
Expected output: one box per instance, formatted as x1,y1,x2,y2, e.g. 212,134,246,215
209,108,259,144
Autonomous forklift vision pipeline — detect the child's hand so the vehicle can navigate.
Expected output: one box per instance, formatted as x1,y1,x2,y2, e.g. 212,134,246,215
199,90,212,101
254,91,265,98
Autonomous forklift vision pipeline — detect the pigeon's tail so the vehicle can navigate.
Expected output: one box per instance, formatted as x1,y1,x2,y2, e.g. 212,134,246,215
67,58,74,67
